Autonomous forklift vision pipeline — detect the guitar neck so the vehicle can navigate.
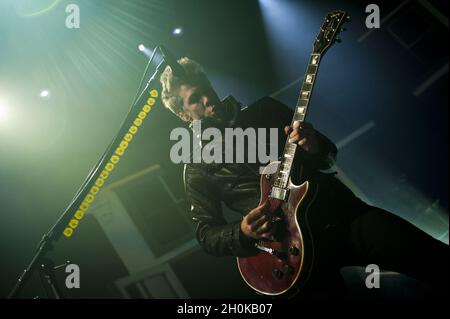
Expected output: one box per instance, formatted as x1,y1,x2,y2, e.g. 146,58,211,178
273,53,322,190
293,53,321,123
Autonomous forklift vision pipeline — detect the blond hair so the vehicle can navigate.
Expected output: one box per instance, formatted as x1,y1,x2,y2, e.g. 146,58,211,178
160,57,212,115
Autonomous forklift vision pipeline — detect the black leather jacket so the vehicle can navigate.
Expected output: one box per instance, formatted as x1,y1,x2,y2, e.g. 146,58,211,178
183,96,338,257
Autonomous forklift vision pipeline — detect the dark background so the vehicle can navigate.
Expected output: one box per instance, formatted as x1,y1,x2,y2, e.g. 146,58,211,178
0,0,447,298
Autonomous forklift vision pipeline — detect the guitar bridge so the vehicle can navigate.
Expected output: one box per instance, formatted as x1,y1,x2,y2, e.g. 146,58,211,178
255,242,287,261
270,187,289,201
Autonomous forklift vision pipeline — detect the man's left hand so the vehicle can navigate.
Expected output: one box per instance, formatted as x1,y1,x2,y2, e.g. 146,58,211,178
284,121,320,154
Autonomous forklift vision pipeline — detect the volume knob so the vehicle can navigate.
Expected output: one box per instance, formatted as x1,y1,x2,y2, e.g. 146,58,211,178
272,269,283,279
282,264,295,275
288,246,300,256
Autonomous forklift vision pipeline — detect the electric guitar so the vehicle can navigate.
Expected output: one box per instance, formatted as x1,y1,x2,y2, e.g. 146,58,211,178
237,10,349,297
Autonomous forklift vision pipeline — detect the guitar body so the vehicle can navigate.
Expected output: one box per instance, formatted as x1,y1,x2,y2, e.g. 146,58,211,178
237,161,318,296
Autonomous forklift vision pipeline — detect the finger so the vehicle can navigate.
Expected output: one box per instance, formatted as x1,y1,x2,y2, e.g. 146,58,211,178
256,221,273,235
284,126,292,135
260,200,270,213
259,199,269,208
247,201,269,223
260,232,276,241
289,130,300,139
250,215,267,232
247,209,264,223
293,121,300,129
289,136,299,144
289,132,301,144
298,137,307,146
289,125,301,136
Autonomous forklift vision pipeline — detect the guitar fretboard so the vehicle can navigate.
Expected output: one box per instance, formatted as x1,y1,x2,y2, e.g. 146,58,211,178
273,53,321,190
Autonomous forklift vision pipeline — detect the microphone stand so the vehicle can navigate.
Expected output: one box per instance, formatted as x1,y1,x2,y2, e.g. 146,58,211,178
8,49,168,299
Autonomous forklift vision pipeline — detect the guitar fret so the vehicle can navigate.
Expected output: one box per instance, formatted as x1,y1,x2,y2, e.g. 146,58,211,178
297,99,308,107
283,162,292,169
307,65,318,74
294,113,305,122
286,143,296,151
302,83,312,91
282,161,292,168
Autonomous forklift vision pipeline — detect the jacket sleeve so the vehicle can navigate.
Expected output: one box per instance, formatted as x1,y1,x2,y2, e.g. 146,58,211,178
183,164,257,257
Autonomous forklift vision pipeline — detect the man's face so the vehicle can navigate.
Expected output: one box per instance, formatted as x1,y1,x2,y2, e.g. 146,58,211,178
177,84,227,127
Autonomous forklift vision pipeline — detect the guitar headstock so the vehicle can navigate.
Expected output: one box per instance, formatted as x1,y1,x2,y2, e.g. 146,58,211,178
313,10,350,55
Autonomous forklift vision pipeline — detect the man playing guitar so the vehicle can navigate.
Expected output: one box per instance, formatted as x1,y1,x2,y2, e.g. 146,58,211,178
158,12,448,297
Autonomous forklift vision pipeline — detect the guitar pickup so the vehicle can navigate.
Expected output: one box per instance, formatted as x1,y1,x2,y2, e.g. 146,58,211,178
269,187,289,201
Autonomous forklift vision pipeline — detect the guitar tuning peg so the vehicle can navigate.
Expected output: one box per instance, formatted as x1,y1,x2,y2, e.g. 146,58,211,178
335,38,342,43
346,15,351,22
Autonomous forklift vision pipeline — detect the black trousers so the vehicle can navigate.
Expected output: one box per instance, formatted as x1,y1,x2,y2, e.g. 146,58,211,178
299,174,449,298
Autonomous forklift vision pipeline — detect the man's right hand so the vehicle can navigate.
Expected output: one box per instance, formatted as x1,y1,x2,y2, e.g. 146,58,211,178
240,201,276,241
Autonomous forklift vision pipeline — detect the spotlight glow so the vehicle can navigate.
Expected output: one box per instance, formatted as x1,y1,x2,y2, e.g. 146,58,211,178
0,100,11,123
138,44,145,52
40,90,50,98
172,27,183,36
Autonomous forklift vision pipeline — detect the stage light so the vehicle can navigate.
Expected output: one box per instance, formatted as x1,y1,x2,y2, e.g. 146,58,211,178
40,90,50,98
173,27,183,36
137,44,155,58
